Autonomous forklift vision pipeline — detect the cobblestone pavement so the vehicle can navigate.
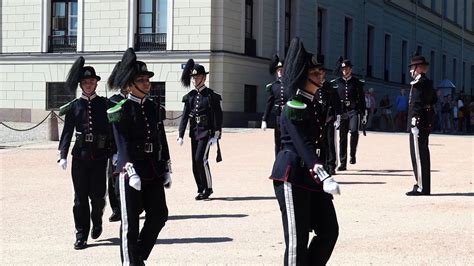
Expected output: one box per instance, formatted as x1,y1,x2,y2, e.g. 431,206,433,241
0,128,472,265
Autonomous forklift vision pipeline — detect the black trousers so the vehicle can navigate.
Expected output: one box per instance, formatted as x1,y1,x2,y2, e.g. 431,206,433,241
325,122,337,172
107,157,120,214
119,174,168,264
274,116,282,157
274,181,339,266
191,136,212,193
409,131,431,194
339,110,359,166
71,158,107,241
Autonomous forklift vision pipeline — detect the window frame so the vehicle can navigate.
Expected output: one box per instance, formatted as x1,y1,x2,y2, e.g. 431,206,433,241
46,82,76,111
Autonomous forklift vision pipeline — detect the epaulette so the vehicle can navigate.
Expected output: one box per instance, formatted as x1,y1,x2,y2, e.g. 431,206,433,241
182,94,188,103
265,83,273,92
159,105,166,121
329,80,338,89
58,99,77,116
210,90,222,101
107,99,128,123
285,99,307,121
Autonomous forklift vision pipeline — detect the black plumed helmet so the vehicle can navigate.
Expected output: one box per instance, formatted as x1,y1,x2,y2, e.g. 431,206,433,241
111,48,154,90
65,56,101,93
269,54,284,75
107,61,121,90
180,58,195,87
408,50,429,67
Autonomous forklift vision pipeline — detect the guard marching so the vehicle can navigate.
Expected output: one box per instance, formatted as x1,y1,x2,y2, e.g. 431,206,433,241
107,48,171,265
178,59,223,200
406,52,437,196
262,54,289,156
57,57,110,250
270,38,339,266
333,59,366,171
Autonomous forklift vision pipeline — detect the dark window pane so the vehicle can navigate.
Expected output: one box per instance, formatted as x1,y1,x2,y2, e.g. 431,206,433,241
244,85,257,113
149,82,166,107
46,82,76,110
140,0,153,12
139,14,152,28
54,2,66,17
70,2,78,15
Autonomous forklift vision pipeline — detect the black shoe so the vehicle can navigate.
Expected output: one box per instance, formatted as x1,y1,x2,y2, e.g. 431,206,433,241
202,188,213,199
337,165,346,171
195,193,205,200
74,239,87,250
350,157,356,164
406,190,429,196
91,226,102,239
109,211,121,222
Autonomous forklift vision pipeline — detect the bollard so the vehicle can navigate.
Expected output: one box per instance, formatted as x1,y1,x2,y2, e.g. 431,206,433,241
48,111,59,141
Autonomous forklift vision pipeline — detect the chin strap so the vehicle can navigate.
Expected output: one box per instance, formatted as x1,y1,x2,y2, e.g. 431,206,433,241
307,78,322,88
132,82,149,96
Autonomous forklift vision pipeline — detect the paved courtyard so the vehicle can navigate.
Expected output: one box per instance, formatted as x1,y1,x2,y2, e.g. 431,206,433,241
0,126,473,265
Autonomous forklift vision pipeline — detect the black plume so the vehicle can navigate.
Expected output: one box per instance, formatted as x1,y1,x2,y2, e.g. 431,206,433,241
333,56,344,76
65,56,85,93
282,37,310,96
114,48,137,90
107,61,121,90
269,54,280,75
180,59,195,87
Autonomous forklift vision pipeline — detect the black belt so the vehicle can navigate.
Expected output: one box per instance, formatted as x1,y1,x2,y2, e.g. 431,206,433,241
75,133,108,148
190,114,209,126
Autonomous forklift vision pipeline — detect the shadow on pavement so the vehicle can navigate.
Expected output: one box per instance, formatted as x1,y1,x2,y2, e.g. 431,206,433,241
356,169,440,173
339,173,412,177
339,181,386,185
210,196,276,201
429,192,474,197
88,237,121,247
168,214,248,220
157,237,233,244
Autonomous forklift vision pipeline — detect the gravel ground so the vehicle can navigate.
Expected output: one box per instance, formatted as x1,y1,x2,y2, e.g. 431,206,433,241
0,128,472,265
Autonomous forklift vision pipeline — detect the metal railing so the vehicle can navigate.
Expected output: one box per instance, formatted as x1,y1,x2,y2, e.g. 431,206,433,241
48,35,77,53
135,33,167,51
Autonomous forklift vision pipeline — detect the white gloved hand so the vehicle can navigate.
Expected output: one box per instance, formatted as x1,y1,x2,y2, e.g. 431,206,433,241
322,177,341,195
261,121,267,131
361,115,368,125
163,172,172,189
177,137,184,146
112,153,118,166
58,159,67,170
124,162,141,191
411,126,419,136
411,117,418,127
313,164,330,180
334,115,341,129
209,137,218,146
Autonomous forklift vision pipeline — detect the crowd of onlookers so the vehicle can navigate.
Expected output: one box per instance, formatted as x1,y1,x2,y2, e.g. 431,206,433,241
364,87,473,134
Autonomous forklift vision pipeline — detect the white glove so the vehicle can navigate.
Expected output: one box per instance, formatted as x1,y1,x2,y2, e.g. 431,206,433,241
177,137,184,146
112,153,118,166
411,117,418,127
361,115,368,125
313,164,330,180
323,177,341,195
163,172,172,189
411,117,419,136
334,115,341,129
209,137,218,146
124,162,141,191
261,121,267,130
58,159,67,170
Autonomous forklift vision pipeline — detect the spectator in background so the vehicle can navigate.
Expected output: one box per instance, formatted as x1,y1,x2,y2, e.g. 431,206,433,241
365,88,376,129
433,89,443,132
395,88,409,132
379,94,394,131
456,92,465,133
441,95,452,133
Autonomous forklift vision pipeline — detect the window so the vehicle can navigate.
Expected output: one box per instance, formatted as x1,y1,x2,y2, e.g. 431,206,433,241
344,17,353,59
149,82,166,107
244,0,256,56
462,61,466,89
453,58,457,85
417,45,423,56
472,4,474,30
317,8,327,60
135,0,167,51
49,0,77,53
367,25,375,77
431,0,436,11
442,54,447,78
46,82,75,110
244,85,257,113
401,40,408,83
284,0,292,54
430,50,435,80
384,34,391,82
443,0,447,18
454,0,458,24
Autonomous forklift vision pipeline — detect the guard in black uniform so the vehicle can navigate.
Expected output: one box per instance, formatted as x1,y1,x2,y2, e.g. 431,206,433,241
107,48,171,265
262,54,288,156
57,57,110,250
105,69,128,222
314,58,341,175
270,38,339,266
334,60,366,171
406,52,437,196
178,59,223,200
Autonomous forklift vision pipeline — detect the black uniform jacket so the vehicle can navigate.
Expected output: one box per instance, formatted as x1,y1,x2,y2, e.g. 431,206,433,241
334,76,366,114
58,93,110,160
262,79,288,122
270,89,325,191
316,80,342,124
408,73,438,131
111,94,170,183
178,86,223,140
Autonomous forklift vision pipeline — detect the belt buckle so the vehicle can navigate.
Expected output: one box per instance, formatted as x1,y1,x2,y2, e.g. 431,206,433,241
345,101,351,107
144,143,153,153
196,116,201,123
85,133,94,142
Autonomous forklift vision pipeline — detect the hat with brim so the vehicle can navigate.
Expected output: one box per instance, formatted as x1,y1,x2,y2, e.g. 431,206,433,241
190,64,209,76
408,55,429,67
80,66,101,81
308,54,324,70
341,59,352,68
136,61,154,78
